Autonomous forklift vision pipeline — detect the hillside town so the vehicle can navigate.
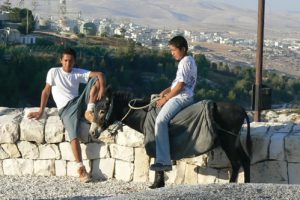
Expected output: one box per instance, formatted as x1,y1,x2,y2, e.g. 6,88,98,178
1,4,300,76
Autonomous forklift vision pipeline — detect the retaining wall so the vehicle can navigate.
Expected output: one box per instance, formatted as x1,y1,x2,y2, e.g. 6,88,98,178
1,107,300,185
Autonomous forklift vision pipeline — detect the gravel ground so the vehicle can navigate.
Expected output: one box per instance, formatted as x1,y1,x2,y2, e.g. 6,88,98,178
2,176,300,200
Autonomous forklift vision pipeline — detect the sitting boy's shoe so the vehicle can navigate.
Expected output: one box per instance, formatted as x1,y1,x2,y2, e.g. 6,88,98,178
150,163,172,172
84,111,95,124
78,166,91,183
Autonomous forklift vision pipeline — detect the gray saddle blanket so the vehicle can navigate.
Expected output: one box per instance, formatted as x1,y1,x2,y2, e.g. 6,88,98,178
143,100,217,160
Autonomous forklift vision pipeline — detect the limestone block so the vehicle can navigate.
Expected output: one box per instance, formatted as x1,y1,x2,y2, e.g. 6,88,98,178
242,122,269,135
0,146,9,159
216,168,230,183
133,147,150,182
1,143,21,158
59,142,75,161
149,158,155,183
251,161,288,184
91,158,115,180
206,147,230,168
110,144,134,162
46,107,58,116
237,170,245,183
67,160,91,177
0,160,3,175
81,143,109,160
17,141,39,159
0,108,22,144
197,167,218,184
184,164,198,184
268,122,293,133
180,155,207,167
64,120,90,143
174,161,186,185
3,159,33,175
55,160,66,176
20,108,47,144
34,160,55,176
115,160,134,182
165,168,177,184
38,144,60,159
45,116,64,143
293,124,300,133
250,131,271,164
285,132,300,162
288,163,300,184
269,132,286,161
115,125,144,147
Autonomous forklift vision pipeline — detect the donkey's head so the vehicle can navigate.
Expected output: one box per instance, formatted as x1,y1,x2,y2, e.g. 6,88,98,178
89,85,113,138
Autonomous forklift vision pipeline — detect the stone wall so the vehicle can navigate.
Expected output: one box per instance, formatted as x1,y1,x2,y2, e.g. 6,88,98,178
1,107,300,185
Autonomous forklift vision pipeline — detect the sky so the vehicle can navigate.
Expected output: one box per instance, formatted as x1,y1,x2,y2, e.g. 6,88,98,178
1,0,300,13
217,0,300,12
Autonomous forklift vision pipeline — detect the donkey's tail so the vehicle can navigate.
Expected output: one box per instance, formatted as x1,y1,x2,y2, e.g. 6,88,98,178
244,111,252,159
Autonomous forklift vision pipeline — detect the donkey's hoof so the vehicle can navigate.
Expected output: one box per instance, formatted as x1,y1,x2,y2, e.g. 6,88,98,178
149,182,165,189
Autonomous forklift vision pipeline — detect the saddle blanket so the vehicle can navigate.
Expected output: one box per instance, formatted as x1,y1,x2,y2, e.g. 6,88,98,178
143,100,217,160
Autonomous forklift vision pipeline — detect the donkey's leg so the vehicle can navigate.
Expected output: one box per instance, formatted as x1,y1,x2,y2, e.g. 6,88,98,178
219,134,241,182
238,146,251,183
149,171,165,189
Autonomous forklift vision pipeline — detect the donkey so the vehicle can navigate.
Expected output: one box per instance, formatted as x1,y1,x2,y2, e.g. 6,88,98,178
96,89,251,188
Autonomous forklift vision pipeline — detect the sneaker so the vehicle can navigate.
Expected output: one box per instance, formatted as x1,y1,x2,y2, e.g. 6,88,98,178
150,163,172,172
84,111,95,124
78,166,91,183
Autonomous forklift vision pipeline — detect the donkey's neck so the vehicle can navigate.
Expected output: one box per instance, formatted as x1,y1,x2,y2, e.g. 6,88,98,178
123,109,147,133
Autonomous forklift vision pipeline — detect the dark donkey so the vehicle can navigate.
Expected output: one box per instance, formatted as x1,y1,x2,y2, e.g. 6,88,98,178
97,89,251,188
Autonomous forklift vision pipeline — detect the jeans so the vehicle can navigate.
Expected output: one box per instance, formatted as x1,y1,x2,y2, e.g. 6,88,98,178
155,96,194,165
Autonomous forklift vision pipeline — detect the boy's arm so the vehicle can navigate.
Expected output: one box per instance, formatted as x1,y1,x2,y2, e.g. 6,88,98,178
156,82,185,108
89,71,106,100
27,84,52,120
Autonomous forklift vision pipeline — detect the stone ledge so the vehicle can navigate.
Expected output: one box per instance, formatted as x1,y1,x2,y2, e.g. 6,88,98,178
1,107,300,184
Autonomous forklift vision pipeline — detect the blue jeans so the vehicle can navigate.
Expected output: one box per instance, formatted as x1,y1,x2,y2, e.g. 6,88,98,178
155,96,194,165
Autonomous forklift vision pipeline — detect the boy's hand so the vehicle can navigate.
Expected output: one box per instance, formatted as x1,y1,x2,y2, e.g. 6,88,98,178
97,89,105,100
27,111,43,120
156,97,168,108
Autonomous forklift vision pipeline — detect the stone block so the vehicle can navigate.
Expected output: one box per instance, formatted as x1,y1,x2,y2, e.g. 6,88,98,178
91,158,115,180
115,125,144,147
0,146,9,159
45,116,64,143
216,168,230,183
285,133,300,162
184,164,198,184
251,161,288,184
174,161,186,185
20,108,47,144
17,141,39,159
59,142,75,161
293,124,300,133
133,147,150,182
82,143,109,160
55,160,66,176
38,144,60,159
115,160,134,182
34,160,55,176
288,163,300,184
0,108,22,144
3,159,33,175
268,122,293,133
67,160,91,177
180,155,207,167
197,167,218,184
110,144,134,162
165,168,177,184
0,160,3,175
206,147,230,168
1,143,21,158
250,132,271,164
269,132,286,161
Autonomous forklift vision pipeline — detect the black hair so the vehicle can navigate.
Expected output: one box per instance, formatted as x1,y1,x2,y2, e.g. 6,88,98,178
169,35,188,52
61,47,77,59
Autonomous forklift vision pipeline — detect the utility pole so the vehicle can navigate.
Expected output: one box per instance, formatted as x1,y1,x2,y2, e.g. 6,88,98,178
254,0,265,122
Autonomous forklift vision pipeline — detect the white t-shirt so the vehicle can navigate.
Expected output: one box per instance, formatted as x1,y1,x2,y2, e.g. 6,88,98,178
171,55,197,98
46,67,91,110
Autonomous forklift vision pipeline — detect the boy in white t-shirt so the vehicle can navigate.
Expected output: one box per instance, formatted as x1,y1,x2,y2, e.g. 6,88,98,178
27,48,106,183
150,36,197,172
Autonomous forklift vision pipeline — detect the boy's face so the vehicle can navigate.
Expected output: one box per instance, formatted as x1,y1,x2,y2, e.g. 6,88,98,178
169,44,186,61
61,54,75,72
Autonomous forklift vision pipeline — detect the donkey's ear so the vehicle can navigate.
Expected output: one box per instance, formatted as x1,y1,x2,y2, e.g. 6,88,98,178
105,85,113,100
